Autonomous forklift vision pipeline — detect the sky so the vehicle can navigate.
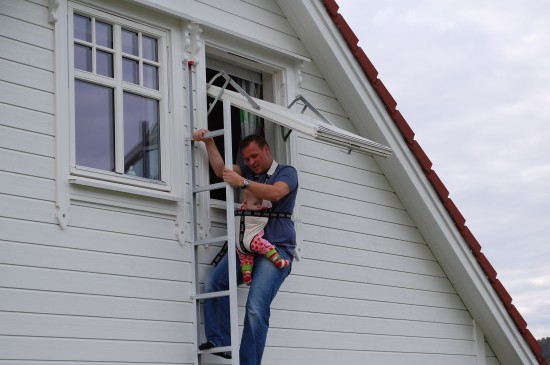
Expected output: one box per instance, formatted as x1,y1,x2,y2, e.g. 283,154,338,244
337,0,550,339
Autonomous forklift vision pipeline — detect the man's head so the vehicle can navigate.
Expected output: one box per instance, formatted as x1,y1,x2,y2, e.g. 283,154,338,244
240,134,272,175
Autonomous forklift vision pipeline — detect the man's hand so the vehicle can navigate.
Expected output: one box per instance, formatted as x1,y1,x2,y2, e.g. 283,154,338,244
222,167,244,188
192,129,212,143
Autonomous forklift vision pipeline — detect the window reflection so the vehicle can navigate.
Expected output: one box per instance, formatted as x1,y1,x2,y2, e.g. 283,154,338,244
74,14,91,42
74,44,92,72
97,50,113,77
122,29,139,56
75,80,115,171
122,57,139,84
123,93,160,180
143,64,158,90
142,36,158,61
95,21,113,48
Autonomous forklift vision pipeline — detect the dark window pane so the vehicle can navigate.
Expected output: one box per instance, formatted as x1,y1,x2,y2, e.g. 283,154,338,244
74,14,91,42
96,21,113,48
122,29,138,56
75,80,115,171
143,64,158,90
123,93,160,180
142,36,158,61
122,57,139,84
97,50,113,77
74,44,92,72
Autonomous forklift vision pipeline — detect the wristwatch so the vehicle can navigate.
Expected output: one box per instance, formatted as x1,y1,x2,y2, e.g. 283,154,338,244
241,179,250,189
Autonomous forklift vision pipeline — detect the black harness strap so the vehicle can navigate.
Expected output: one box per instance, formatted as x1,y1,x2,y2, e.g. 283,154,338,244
210,241,228,266
235,210,293,254
234,210,293,219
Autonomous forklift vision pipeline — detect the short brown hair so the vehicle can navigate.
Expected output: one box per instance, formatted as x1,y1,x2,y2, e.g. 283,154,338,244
239,134,268,151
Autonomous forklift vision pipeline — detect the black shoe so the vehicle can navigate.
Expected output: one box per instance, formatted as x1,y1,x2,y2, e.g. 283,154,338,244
213,351,232,359
199,341,215,351
199,341,232,359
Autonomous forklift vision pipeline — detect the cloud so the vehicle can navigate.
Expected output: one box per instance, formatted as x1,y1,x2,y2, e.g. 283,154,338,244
338,0,550,339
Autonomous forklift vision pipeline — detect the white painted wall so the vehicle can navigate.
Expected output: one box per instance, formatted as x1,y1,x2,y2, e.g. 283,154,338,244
0,0,500,364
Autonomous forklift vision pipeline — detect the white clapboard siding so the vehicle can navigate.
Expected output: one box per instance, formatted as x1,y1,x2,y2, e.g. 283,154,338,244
1,241,187,282
68,204,176,239
0,218,186,261
1,0,52,27
0,264,191,301
299,155,392,192
0,33,54,72
0,102,54,135
267,309,474,340
300,224,432,259
0,149,55,178
262,348,476,365
291,131,478,361
0,171,55,201
0,80,54,114
149,0,307,58
272,291,472,325
0,124,54,157
0,287,193,322
0,57,54,92
0,337,194,363
1,312,191,343
0,13,53,49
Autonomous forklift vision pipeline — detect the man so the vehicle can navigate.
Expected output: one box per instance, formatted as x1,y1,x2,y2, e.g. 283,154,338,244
192,129,298,365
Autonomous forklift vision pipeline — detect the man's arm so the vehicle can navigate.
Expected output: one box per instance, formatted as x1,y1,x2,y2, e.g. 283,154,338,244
222,168,290,202
192,129,241,177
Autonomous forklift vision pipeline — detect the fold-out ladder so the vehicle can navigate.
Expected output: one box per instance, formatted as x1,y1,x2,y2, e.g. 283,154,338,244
187,64,251,365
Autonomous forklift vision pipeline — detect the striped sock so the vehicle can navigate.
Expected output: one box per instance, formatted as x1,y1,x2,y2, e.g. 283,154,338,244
266,249,290,269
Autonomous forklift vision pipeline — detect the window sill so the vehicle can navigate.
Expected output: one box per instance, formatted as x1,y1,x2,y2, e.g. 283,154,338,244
69,176,182,202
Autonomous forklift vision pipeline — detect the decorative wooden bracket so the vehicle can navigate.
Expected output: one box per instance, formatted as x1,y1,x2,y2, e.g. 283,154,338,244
183,22,202,66
48,0,60,24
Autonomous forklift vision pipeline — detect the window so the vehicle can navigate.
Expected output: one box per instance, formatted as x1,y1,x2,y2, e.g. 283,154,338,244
205,57,279,201
70,6,167,187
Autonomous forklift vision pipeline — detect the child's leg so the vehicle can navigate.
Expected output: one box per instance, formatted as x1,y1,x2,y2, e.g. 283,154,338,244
237,250,254,286
250,234,290,269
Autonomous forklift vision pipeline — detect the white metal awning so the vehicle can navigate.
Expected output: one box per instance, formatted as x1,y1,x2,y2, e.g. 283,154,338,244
207,85,393,158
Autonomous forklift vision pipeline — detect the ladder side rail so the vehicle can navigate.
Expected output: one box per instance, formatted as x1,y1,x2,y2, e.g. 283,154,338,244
186,64,201,365
222,98,240,365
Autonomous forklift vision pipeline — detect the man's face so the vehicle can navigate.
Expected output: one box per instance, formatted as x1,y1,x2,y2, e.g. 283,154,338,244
241,141,272,175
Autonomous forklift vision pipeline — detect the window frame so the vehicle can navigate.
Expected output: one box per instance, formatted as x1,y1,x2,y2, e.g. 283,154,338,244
67,2,171,191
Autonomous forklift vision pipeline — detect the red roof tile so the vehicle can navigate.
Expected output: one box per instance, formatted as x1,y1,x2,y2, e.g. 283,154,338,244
323,0,543,363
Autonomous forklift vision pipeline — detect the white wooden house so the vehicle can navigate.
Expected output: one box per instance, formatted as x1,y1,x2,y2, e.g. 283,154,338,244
0,0,545,364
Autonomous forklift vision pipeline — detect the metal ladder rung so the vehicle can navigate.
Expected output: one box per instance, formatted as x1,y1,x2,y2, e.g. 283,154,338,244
196,290,231,300
193,182,226,193
202,129,225,139
198,345,232,355
194,235,228,246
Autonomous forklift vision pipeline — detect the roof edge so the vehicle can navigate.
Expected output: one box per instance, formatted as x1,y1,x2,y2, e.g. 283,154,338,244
322,1,546,364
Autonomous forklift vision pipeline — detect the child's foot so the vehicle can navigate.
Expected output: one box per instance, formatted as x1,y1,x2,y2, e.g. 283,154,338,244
242,270,252,286
241,264,253,286
266,249,290,269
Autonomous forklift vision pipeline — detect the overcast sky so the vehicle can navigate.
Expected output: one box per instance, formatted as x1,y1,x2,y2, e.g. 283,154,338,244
337,0,550,339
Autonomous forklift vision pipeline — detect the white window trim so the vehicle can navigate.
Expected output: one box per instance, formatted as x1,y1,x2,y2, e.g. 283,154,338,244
68,2,172,192
53,0,186,230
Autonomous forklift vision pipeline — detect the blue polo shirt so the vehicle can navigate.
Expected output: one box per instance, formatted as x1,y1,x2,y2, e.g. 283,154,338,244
241,163,298,258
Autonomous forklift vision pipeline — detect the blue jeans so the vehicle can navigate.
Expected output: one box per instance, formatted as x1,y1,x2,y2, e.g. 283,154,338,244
203,249,291,365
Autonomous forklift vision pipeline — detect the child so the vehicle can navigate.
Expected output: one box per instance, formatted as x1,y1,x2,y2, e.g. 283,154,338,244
236,189,290,286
